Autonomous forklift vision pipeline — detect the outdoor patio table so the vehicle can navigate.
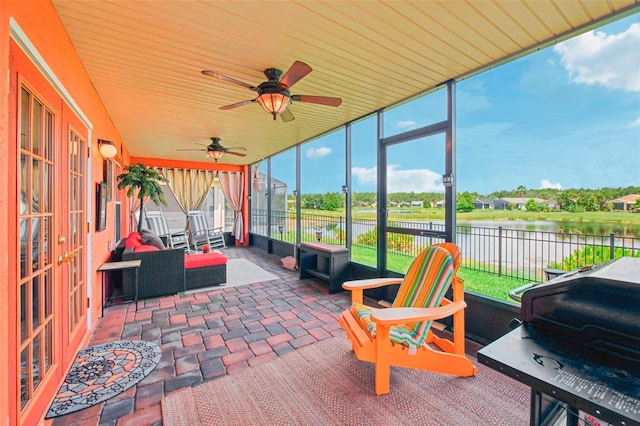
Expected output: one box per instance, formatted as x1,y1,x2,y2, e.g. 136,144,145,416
98,260,142,315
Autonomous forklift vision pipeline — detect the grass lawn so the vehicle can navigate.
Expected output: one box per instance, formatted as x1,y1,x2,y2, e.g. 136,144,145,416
351,245,525,303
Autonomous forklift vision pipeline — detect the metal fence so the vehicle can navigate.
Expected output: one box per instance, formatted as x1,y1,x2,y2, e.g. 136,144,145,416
251,209,640,282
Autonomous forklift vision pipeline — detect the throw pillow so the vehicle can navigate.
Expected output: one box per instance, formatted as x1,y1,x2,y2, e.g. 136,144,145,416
141,231,165,250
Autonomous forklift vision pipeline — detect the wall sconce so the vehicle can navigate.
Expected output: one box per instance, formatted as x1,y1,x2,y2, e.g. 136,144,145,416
315,230,322,242
293,190,298,197
342,185,348,194
98,139,117,158
442,174,454,188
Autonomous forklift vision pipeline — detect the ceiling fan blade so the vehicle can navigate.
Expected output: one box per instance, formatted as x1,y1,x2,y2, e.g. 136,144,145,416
280,108,295,122
226,151,247,157
225,146,247,151
291,95,342,107
219,99,256,110
201,70,257,91
176,148,206,152
278,61,312,90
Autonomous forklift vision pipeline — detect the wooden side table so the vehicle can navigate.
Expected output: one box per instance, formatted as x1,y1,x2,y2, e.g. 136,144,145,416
98,260,142,315
299,242,349,294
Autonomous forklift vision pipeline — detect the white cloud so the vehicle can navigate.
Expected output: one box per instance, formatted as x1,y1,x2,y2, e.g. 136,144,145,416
629,117,640,128
540,179,562,190
553,23,640,92
352,165,444,192
352,166,377,185
396,120,417,130
306,146,332,159
388,165,443,193
457,88,491,115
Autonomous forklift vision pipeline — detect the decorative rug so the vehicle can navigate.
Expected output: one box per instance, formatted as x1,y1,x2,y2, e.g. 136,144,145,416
46,340,160,419
162,337,530,426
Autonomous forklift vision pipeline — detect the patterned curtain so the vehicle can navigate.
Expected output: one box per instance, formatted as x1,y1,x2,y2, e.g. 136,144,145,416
159,168,215,231
219,171,244,243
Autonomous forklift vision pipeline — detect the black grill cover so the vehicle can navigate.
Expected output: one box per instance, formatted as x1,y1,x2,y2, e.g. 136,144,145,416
521,257,640,363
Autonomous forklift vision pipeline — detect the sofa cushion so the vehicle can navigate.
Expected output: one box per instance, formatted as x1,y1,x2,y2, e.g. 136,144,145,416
134,244,161,252
184,252,228,269
140,229,166,250
124,232,143,248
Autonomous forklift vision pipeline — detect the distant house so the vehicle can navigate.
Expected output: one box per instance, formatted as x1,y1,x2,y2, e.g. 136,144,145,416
608,194,640,211
410,200,423,207
544,199,559,210
474,198,494,209
497,197,546,210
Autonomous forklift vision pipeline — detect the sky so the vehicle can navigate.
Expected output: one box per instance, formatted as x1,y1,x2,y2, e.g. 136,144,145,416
270,13,640,196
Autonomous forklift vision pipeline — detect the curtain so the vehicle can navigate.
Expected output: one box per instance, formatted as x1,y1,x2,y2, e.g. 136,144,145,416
219,171,244,243
160,168,215,232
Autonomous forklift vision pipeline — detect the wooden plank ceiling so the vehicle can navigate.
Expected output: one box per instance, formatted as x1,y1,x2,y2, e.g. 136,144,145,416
51,0,639,165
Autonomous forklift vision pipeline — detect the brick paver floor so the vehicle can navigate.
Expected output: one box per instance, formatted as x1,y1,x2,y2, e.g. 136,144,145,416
49,246,352,426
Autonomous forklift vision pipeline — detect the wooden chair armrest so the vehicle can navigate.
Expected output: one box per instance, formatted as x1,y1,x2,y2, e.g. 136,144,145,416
342,278,403,291
370,301,467,325
343,278,403,304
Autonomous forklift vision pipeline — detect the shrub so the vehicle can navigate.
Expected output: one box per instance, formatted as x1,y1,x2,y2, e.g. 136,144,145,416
549,246,640,270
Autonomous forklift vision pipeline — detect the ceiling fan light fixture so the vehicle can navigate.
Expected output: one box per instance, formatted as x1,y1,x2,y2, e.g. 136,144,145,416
257,91,291,120
207,149,225,162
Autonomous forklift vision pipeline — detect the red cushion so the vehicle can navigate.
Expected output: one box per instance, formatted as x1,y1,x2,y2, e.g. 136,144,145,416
125,232,143,248
185,252,228,269
134,244,160,252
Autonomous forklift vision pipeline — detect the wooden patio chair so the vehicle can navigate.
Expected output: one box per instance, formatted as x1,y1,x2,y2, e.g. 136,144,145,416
187,210,226,250
145,210,190,251
338,243,476,395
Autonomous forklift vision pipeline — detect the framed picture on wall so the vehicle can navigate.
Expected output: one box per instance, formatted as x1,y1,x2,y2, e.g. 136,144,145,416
104,159,112,201
96,181,107,232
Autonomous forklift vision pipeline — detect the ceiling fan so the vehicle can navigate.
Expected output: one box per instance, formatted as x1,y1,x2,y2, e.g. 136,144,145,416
201,61,342,122
177,137,247,162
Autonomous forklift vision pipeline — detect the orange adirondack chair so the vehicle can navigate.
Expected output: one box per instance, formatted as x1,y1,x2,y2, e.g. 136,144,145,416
338,243,477,394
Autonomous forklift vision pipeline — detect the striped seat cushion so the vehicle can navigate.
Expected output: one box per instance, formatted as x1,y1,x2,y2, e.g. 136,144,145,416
351,246,454,348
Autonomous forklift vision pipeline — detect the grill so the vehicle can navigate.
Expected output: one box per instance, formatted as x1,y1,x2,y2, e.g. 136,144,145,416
478,257,640,426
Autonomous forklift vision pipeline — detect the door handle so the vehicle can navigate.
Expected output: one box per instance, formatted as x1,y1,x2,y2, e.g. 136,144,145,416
58,251,76,265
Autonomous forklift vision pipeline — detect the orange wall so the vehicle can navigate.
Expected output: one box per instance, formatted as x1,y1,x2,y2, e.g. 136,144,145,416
1,2,11,424
1,1,251,423
2,0,132,423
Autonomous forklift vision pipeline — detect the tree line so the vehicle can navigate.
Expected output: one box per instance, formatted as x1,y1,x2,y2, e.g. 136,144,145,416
288,186,640,212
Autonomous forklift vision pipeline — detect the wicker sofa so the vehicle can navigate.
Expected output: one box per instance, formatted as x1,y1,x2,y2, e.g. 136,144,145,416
113,232,228,300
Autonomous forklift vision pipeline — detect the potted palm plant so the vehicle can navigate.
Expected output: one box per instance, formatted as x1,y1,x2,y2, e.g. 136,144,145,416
116,162,168,232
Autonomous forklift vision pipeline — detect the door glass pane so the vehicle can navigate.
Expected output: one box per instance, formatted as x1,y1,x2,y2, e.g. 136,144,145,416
20,347,28,408
42,217,51,267
45,110,53,160
32,275,40,330
20,283,27,342
44,269,52,317
32,99,42,156
43,163,51,213
386,134,446,273
32,332,41,390
45,322,52,372
20,88,30,150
